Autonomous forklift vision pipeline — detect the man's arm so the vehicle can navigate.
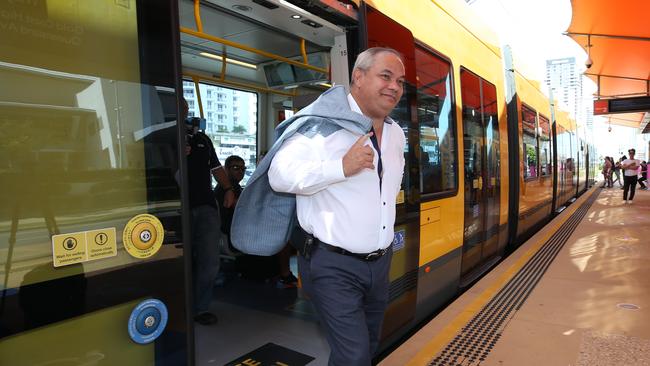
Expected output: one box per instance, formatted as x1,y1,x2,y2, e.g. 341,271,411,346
211,166,235,207
203,134,236,208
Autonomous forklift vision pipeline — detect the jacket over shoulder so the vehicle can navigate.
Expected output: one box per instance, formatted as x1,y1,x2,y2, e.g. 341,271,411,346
230,86,372,256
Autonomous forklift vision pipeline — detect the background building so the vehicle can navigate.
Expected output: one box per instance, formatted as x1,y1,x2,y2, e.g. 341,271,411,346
183,80,258,184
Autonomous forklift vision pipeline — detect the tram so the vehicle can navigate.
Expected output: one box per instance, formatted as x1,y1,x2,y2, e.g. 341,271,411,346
0,0,596,364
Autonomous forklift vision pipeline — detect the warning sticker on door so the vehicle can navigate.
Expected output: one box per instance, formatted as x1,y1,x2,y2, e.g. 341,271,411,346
87,228,117,260
122,214,164,259
52,227,117,267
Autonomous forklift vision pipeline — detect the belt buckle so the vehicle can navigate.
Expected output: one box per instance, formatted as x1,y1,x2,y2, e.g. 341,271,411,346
364,249,384,261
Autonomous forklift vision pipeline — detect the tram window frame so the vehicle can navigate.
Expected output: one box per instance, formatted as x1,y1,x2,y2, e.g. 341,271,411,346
414,42,459,200
538,114,551,177
521,103,538,180
182,79,259,186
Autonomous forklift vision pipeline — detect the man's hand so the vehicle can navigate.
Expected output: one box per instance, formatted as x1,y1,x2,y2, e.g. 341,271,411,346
342,133,375,177
223,189,236,208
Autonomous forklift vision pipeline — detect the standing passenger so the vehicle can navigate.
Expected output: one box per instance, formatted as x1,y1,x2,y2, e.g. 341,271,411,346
612,158,622,187
268,47,406,365
622,149,640,204
638,161,647,190
183,98,236,325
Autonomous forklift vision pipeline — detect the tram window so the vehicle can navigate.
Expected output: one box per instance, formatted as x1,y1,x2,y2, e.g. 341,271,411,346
415,46,457,195
521,105,538,179
183,80,258,185
538,114,551,177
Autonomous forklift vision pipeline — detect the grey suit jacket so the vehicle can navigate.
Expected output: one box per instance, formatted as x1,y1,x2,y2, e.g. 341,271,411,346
231,86,372,255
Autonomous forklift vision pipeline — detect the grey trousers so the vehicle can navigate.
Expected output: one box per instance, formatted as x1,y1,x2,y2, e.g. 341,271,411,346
298,245,393,366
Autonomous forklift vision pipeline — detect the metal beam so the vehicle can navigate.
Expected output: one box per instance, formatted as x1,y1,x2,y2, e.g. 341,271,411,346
565,31,650,43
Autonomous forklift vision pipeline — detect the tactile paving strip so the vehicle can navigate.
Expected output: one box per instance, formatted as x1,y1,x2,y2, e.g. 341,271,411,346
429,188,602,366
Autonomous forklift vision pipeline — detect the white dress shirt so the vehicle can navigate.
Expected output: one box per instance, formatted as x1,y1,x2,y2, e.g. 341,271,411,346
268,94,405,253
623,159,641,176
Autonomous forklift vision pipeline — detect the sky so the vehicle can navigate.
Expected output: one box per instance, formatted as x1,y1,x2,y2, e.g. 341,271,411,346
467,0,643,159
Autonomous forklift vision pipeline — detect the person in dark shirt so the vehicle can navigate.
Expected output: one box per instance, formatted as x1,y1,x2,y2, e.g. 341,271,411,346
183,98,235,326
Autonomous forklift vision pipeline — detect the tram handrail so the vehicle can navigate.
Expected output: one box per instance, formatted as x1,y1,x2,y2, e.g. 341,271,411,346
184,71,297,98
185,0,328,75
180,27,329,75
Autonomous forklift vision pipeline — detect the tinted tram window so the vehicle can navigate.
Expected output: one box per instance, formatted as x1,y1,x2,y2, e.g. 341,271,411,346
183,80,258,185
539,114,551,177
521,105,538,179
415,47,457,195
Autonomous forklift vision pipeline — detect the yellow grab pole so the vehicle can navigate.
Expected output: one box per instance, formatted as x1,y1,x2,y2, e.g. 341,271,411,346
220,47,227,81
180,27,329,74
192,77,205,118
193,0,203,33
300,38,308,64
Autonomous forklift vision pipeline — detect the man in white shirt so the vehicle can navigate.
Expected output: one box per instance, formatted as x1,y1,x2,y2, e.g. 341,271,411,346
622,148,641,204
268,48,406,365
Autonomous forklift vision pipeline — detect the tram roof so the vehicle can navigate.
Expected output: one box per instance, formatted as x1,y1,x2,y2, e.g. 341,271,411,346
566,0,650,131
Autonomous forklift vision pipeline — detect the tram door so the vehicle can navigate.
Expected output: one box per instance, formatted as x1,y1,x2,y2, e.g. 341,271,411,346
362,3,421,341
0,1,188,365
460,70,501,278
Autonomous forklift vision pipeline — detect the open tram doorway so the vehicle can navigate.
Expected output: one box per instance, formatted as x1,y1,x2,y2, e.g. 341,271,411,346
178,0,351,364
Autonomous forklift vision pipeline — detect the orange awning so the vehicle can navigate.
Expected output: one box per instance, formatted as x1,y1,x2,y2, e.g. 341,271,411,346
566,0,650,129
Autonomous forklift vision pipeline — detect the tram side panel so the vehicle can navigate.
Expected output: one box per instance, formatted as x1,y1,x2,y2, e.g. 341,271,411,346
361,0,509,330
509,72,554,245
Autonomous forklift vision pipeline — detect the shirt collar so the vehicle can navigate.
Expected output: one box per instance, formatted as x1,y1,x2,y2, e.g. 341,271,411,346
347,93,393,124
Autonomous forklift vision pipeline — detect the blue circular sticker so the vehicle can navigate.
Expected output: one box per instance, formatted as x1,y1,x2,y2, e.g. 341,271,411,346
128,299,168,344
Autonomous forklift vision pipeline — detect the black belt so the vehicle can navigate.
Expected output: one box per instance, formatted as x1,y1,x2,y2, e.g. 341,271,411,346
315,239,390,262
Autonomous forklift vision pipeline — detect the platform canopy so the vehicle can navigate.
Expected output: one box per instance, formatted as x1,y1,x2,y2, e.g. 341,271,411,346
565,0,650,132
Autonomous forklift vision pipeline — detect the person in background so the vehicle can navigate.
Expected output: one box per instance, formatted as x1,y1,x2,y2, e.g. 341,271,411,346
621,149,640,204
612,158,622,188
184,98,235,326
638,161,647,190
601,156,611,188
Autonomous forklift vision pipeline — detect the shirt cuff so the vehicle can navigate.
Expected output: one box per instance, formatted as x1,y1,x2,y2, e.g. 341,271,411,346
323,159,346,183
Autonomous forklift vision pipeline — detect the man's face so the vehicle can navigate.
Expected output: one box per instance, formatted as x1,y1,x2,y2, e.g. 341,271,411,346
353,52,405,119
227,161,246,183
629,150,635,158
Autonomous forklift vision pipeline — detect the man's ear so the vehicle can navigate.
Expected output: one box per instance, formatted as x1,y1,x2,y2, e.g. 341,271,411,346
352,69,363,86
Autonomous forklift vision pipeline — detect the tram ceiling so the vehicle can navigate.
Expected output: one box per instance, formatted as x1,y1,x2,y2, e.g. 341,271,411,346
179,0,336,85
565,0,650,130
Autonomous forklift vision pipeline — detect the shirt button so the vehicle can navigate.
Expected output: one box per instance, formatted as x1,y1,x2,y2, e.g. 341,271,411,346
383,202,386,206
383,226,386,229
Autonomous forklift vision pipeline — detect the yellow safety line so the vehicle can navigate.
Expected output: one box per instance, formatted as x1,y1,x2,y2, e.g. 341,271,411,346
184,72,297,98
180,27,329,74
406,187,598,366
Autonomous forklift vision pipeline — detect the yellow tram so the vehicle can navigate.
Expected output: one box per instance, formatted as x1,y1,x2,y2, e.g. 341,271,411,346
0,0,596,364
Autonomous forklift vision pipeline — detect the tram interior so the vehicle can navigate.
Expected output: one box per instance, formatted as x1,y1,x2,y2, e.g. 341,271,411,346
178,0,348,364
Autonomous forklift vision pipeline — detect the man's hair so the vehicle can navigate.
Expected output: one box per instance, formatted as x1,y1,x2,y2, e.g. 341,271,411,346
351,47,404,85
628,148,636,154
225,155,244,168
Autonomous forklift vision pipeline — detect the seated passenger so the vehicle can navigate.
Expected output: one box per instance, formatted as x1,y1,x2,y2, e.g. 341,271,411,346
214,155,245,247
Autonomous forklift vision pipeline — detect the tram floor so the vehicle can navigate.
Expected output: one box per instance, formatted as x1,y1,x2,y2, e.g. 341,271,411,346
194,256,330,366
382,185,650,366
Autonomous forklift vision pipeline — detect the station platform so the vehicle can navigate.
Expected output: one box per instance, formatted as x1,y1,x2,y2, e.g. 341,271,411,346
381,185,650,366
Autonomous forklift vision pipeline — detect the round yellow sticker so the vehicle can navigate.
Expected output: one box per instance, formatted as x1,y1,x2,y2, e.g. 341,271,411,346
123,214,164,258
